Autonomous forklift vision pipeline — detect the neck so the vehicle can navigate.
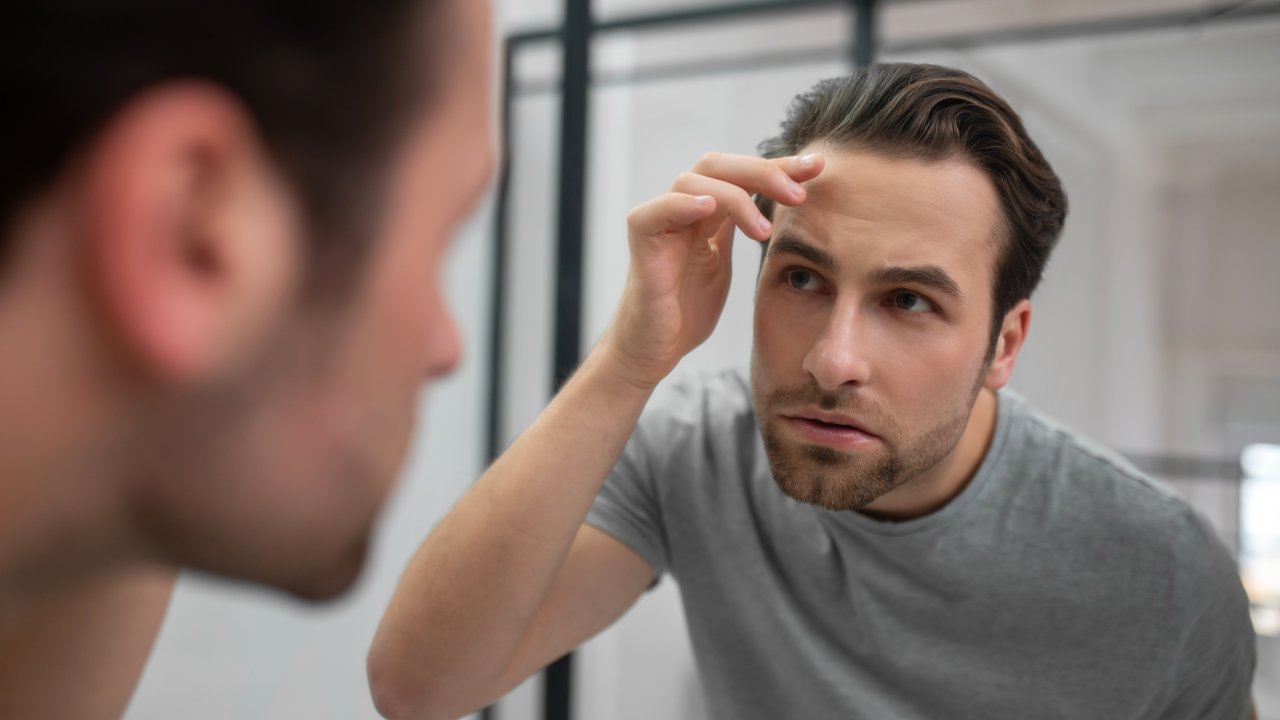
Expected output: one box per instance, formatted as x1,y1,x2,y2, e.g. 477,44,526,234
0,195,142,607
859,387,999,521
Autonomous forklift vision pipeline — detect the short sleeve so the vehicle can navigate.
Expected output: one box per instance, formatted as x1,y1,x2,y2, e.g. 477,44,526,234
1154,508,1257,719
585,416,670,584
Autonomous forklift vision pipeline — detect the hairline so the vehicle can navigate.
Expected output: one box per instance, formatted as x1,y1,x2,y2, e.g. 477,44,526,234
756,144,1017,356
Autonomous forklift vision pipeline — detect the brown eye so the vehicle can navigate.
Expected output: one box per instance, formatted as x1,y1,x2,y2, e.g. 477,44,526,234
786,269,821,291
893,291,934,313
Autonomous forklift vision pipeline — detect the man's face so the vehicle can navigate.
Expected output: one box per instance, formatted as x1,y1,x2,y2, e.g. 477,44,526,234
751,147,1002,513
137,0,495,598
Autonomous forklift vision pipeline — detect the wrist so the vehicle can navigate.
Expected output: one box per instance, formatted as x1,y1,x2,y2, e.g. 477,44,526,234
580,338,665,398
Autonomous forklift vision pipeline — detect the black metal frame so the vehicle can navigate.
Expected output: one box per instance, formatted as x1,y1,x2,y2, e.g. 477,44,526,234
483,2,1280,719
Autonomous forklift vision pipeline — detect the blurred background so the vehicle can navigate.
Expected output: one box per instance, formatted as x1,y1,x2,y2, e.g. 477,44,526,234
126,0,1280,718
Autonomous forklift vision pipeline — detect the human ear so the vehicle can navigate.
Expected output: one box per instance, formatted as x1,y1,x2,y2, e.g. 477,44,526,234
982,298,1031,390
80,82,303,383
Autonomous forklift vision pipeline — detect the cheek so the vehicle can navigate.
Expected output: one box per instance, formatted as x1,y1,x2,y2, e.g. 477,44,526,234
876,326,985,405
366,246,448,388
753,294,813,371
366,166,458,357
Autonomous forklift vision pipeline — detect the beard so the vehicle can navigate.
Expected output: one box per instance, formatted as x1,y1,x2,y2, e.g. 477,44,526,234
751,368,984,512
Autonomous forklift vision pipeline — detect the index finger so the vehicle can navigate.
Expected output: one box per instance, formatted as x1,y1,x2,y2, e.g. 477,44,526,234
688,152,826,208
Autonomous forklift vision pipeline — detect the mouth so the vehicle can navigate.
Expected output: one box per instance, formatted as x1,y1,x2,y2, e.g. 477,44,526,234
779,409,880,450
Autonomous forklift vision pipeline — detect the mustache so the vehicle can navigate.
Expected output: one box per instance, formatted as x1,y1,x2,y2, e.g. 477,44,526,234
761,379,882,417
758,380,898,447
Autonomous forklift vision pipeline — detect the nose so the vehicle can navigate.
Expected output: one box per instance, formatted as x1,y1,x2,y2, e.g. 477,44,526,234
802,303,871,391
424,294,462,381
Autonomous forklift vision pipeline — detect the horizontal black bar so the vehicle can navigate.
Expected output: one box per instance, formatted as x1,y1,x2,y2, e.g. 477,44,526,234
508,1,1280,94
510,0,843,44
1124,454,1243,481
592,0,839,34
885,0,1280,55
512,27,562,44
517,44,844,95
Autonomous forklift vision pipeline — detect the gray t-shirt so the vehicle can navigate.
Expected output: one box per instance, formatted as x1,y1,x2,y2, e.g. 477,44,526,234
586,367,1256,719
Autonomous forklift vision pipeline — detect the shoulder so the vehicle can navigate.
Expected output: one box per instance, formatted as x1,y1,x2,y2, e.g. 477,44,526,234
1001,389,1183,515
990,393,1254,712
640,365,754,436
628,365,758,474
999,391,1241,605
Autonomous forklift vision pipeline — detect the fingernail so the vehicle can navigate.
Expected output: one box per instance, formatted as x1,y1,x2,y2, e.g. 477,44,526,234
757,215,772,234
789,180,804,196
798,153,818,168
694,195,713,205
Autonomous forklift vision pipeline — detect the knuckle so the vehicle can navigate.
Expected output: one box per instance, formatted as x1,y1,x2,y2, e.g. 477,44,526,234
732,189,756,215
770,166,792,189
673,171,700,189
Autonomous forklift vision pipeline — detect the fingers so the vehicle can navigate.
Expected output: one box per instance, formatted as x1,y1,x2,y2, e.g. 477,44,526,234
779,152,826,184
628,152,827,245
626,192,718,238
669,172,772,241
687,151,825,209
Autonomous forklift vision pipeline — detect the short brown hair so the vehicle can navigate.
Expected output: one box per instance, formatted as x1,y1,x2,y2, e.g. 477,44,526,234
1,0,448,295
757,63,1068,354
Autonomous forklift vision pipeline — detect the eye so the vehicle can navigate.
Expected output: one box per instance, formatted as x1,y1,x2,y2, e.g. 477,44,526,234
785,268,824,292
891,291,935,314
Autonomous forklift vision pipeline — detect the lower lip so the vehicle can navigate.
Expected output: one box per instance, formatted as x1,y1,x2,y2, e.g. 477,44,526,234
781,416,880,450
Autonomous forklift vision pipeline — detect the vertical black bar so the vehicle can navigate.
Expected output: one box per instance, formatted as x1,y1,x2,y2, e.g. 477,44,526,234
545,0,592,718
487,37,516,466
851,0,877,68
552,0,591,390
480,34,519,720
543,652,574,720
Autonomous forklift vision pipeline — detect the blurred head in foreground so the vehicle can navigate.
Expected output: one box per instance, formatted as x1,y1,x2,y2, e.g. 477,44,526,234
0,0,493,599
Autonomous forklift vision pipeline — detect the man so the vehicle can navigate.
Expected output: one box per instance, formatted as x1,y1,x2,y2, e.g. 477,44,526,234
0,0,492,716
370,64,1256,718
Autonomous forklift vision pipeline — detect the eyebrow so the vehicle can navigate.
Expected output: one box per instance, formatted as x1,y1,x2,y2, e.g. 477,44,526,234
870,266,962,299
767,232,836,271
767,231,963,299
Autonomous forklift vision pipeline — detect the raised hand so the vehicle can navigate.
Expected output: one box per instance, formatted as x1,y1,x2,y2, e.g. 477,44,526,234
600,151,825,390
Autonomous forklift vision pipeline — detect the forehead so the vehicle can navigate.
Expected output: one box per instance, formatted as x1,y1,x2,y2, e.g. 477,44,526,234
771,148,1002,291
410,0,493,182
437,0,492,96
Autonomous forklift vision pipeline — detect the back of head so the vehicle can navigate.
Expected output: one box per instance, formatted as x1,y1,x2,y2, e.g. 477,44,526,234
1,0,444,288
0,0,476,601
757,63,1068,340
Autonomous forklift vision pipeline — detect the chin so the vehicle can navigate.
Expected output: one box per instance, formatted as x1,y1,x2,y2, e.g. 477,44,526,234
763,434,901,511
279,444,402,600
279,532,372,601
774,474,882,512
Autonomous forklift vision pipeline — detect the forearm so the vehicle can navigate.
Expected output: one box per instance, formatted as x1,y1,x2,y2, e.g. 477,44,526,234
369,150,818,719
368,345,653,718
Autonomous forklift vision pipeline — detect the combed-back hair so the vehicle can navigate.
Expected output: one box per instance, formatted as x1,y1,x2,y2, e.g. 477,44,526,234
757,63,1067,351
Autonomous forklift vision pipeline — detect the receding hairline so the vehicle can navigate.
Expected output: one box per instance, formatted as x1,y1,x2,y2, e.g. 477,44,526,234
760,143,1013,272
